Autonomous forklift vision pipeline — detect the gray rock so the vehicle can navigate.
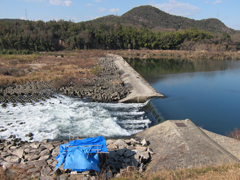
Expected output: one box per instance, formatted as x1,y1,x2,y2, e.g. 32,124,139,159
58,173,69,180
107,143,117,150
31,172,41,178
108,151,116,159
30,142,41,149
32,159,47,168
113,155,120,162
41,143,54,151
135,145,147,152
52,146,60,157
122,158,131,163
141,139,148,146
1,151,9,158
139,152,150,163
106,139,115,145
5,155,21,163
25,153,40,161
147,147,155,155
12,147,24,158
27,167,40,173
130,138,140,145
115,139,128,148
38,154,51,161
130,158,139,167
41,166,52,176
115,149,126,156
39,149,50,156
123,149,135,158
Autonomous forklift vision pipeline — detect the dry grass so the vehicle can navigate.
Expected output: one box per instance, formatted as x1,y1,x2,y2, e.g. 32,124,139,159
1,163,239,180
227,128,240,141
108,49,240,61
112,163,240,180
0,50,106,89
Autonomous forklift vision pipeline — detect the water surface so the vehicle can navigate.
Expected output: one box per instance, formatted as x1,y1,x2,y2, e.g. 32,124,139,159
127,58,240,135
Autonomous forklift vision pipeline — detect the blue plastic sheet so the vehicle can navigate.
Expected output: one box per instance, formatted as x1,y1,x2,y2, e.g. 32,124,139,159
55,136,107,172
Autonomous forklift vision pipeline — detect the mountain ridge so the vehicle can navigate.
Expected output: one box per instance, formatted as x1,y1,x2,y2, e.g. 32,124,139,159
90,5,235,34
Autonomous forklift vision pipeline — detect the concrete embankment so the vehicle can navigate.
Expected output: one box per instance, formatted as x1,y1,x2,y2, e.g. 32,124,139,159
109,54,164,103
134,119,240,172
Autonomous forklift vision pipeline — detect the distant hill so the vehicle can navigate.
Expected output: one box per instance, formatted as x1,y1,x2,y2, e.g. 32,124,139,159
90,5,235,34
0,18,25,22
1,6,235,34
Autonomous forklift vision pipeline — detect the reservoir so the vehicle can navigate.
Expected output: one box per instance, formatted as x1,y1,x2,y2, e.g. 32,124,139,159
126,58,240,136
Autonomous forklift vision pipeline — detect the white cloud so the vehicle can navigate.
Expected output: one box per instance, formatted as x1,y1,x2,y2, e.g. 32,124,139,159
22,0,46,2
95,0,102,3
98,7,106,12
212,0,222,5
49,0,73,6
109,8,119,13
152,0,200,17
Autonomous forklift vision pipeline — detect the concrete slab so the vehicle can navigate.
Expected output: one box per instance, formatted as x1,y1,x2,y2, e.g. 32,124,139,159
134,119,239,172
108,54,164,103
201,128,240,160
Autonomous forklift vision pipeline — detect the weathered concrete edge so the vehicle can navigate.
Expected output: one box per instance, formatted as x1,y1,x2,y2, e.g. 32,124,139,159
108,54,164,103
183,119,240,162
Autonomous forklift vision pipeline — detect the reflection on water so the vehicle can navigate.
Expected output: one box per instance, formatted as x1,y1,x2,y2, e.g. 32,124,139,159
127,58,240,135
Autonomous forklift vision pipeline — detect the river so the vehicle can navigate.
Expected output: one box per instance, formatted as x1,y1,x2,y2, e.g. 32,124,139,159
126,58,240,136
1,58,240,141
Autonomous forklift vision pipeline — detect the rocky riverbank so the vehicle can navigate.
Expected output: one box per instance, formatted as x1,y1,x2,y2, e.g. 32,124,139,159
0,55,130,106
0,137,153,179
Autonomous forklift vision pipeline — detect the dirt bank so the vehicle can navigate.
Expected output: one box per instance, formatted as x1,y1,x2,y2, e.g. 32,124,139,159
0,54,131,105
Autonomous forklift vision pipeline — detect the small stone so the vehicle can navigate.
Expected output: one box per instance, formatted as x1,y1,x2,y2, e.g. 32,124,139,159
139,152,150,163
39,154,50,161
41,166,52,176
58,173,69,180
139,163,144,173
27,167,40,173
32,159,47,168
147,147,155,155
141,139,148,146
130,138,140,145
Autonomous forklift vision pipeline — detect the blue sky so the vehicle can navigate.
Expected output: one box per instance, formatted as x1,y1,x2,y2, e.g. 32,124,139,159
1,0,239,30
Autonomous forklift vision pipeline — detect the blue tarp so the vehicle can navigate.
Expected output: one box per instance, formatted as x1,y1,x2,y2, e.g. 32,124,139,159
55,135,107,172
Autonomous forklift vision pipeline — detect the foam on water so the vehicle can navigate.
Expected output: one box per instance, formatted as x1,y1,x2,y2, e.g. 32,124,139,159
0,95,152,141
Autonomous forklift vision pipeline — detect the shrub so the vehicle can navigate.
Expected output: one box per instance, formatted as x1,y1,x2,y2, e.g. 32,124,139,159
227,128,240,141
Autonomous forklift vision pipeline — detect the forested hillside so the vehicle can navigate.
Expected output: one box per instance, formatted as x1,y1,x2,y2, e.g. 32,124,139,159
0,5,239,53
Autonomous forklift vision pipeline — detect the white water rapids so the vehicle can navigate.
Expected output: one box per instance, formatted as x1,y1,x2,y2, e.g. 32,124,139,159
0,95,152,142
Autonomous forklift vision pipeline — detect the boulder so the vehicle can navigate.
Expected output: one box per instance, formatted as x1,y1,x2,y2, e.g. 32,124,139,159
123,150,135,158
115,139,128,148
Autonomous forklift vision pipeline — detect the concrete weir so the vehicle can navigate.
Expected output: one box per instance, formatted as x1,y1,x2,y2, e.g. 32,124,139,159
109,54,164,103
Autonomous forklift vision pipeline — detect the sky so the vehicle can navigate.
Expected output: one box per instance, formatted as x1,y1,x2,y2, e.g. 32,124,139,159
0,0,239,30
